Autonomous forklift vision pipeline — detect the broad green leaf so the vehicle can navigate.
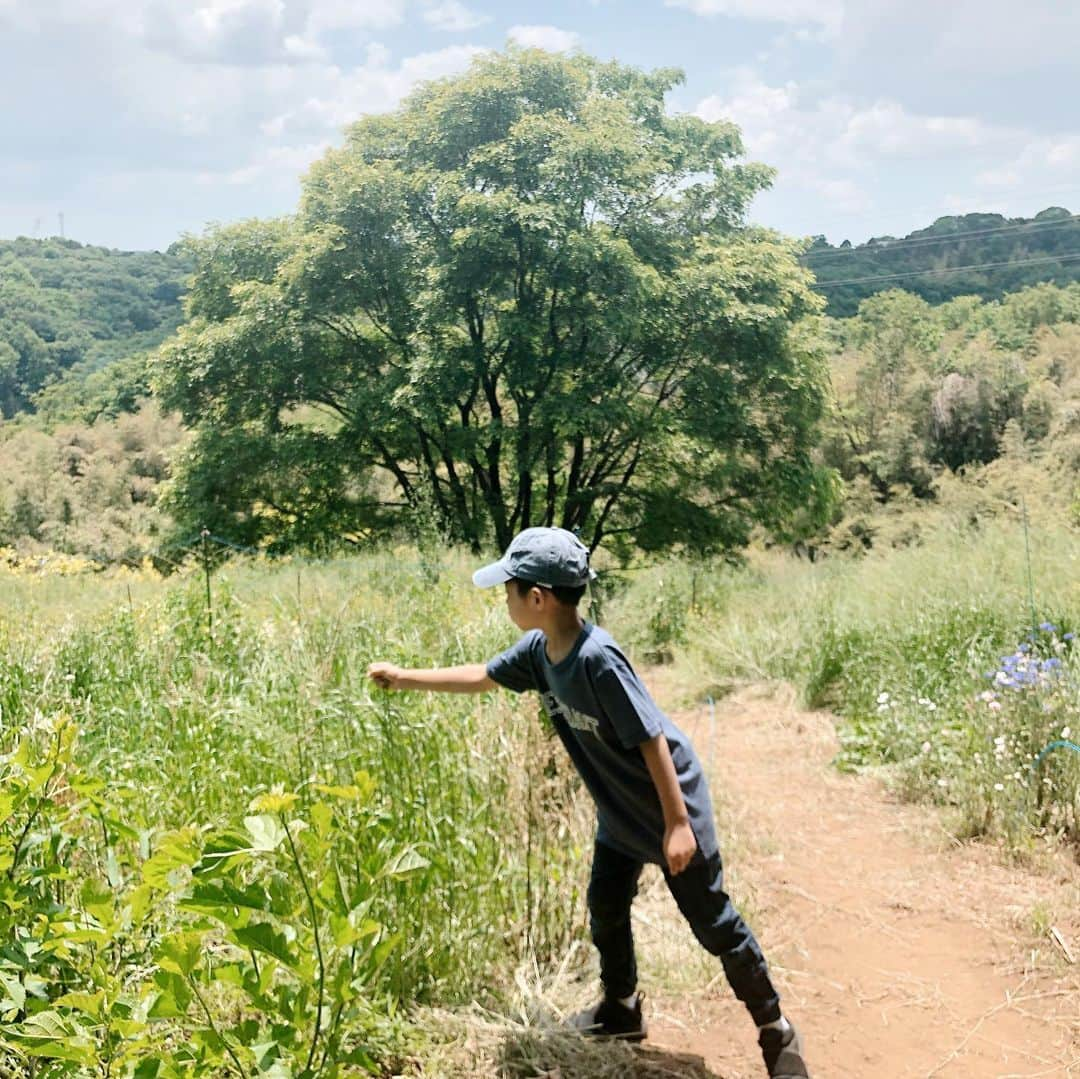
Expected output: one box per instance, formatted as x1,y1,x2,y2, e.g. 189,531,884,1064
62,927,110,946
53,989,105,1021
244,814,287,852
142,828,200,888
180,880,278,926
1,1010,96,1063
381,847,431,879
156,930,205,977
101,814,140,841
0,972,25,1014
310,800,333,840
231,922,302,972
147,972,192,1019
249,790,299,814
127,883,156,923
330,912,382,949
133,1059,166,1079
193,828,252,874
80,877,115,923
210,962,244,989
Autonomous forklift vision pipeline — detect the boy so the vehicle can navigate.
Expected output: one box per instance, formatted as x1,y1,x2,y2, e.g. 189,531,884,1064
367,527,809,1078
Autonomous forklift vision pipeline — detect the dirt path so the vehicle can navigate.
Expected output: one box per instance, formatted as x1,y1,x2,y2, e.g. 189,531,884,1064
636,684,1080,1078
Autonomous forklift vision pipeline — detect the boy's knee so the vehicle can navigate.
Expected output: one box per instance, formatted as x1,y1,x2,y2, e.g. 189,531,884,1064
587,880,636,926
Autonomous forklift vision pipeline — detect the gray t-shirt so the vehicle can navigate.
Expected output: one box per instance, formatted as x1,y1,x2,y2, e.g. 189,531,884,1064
486,622,718,866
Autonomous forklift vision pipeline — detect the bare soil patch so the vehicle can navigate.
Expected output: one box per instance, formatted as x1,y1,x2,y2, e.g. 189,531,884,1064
644,683,1080,1078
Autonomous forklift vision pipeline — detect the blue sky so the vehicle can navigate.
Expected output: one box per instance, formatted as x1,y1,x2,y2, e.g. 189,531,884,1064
1,0,1077,251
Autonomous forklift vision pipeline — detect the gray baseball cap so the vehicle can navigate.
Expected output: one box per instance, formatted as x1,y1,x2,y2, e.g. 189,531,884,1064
473,527,596,589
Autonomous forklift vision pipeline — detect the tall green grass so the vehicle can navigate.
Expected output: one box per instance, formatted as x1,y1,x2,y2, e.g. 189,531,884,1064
0,551,592,1072
623,519,1079,847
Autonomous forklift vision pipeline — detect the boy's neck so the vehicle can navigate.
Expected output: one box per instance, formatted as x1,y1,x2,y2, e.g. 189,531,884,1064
540,609,586,664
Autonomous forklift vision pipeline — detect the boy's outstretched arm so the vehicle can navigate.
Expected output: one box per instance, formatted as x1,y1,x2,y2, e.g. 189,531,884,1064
367,662,496,694
641,734,698,876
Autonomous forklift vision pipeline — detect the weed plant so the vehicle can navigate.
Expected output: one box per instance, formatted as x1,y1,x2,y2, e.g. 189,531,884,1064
0,550,591,1074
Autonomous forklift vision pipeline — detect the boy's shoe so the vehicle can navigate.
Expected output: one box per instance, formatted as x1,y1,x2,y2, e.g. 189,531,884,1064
569,994,647,1041
759,1022,809,1078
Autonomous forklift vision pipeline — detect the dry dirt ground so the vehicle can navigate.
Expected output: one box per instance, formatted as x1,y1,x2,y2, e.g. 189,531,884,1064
635,683,1080,1078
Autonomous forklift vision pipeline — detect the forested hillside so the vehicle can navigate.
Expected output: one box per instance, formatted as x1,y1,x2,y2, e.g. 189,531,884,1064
817,283,1080,554
806,207,1080,316
0,238,190,418
1,208,1078,563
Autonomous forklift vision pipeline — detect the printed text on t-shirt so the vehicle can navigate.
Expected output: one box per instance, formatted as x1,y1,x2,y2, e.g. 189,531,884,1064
541,691,600,735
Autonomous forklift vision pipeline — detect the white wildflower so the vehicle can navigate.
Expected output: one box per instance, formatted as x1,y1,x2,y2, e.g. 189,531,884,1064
1062,727,1072,740
921,741,931,754
993,782,1005,791
877,691,890,705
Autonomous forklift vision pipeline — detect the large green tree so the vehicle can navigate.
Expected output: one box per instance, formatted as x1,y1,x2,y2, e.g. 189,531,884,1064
158,49,836,554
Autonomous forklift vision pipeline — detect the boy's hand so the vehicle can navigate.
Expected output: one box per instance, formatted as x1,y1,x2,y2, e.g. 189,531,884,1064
664,819,697,876
368,662,405,690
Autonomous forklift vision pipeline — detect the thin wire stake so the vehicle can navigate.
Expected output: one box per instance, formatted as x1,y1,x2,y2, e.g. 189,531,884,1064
200,528,213,643
1020,497,1038,640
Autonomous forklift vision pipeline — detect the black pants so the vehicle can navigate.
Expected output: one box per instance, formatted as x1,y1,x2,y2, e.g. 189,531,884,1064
587,838,782,1026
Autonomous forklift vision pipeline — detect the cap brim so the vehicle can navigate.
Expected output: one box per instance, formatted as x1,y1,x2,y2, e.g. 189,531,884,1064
472,560,513,588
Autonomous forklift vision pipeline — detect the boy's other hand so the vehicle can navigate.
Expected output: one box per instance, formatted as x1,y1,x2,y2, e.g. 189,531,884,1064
664,820,697,876
368,662,404,690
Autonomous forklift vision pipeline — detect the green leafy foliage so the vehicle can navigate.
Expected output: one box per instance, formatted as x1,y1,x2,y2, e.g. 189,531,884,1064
645,522,1078,847
0,402,185,563
157,48,835,557
819,284,1080,552
0,238,189,419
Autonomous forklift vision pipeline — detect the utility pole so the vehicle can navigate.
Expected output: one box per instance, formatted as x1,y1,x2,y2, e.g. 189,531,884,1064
58,212,65,239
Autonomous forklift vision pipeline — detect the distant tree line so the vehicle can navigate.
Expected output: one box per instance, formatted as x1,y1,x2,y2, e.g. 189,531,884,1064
2,53,1080,563
807,207,1080,316
819,283,1080,552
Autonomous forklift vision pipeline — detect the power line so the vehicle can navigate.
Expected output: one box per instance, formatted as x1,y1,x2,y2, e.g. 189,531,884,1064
811,251,1080,289
801,214,1080,264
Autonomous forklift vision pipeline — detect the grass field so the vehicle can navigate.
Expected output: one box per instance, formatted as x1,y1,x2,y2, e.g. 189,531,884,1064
0,552,592,1075
0,519,1076,1075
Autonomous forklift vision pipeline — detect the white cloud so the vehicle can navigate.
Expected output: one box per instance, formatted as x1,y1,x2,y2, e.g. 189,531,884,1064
696,73,1015,173
970,135,1080,195
197,140,333,186
261,43,486,138
304,0,406,36
693,72,1051,233
507,25,580,52
667,0,843,37
424,1,488,32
